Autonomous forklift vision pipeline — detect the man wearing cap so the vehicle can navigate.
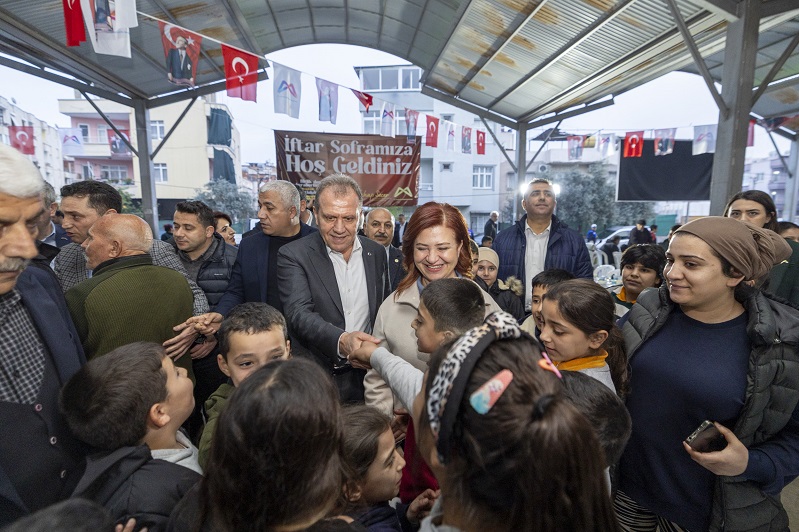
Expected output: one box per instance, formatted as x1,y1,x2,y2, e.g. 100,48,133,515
586,223,598,243
629,219,653,245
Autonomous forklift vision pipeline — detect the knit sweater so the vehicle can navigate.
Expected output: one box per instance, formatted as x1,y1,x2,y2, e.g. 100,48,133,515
65,255,194,369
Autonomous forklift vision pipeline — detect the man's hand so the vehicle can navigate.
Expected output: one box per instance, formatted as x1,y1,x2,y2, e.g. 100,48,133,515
183,312,224,336
163,323,199,360
406,489,440,524
683,422,749,476
339,331,380,359
189,335,218,360
349,341,380,370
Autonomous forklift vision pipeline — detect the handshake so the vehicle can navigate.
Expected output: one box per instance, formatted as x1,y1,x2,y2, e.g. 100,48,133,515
339,331,381,370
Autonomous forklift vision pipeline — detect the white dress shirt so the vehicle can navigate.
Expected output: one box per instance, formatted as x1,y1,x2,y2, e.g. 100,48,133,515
524,221,551,310
327,237,371,357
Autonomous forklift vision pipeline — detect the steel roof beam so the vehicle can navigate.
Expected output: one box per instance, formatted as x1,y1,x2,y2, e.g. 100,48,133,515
762,0,799,17
751,32,799,106
523,98,615,130
145,70,269,108
693,0,741,19
264,0,286,49
418,0,471,83
420,84,518,129
220,0,265,55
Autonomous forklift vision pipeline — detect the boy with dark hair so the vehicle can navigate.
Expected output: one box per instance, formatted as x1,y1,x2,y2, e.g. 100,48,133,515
198,302,290,468
521,268,575,336
350,278,486,503
480,235,493,248
612,244,666,318
60,342,201,530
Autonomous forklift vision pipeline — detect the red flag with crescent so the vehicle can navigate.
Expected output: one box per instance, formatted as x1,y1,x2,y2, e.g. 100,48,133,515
63,0,86,46
624,131,644,158
222,44,259,102
476,130,486,155
10,126,34,155
352,90,373,112
159,22,202,87
426,115,439,147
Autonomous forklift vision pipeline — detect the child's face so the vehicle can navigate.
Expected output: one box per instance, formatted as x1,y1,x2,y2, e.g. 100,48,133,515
412,301,449,354
218,328,291,387
359,428,406,504
475,260,498,288
539,299,604,363
531,285,548,329
621,262,659,301
161,356,195,424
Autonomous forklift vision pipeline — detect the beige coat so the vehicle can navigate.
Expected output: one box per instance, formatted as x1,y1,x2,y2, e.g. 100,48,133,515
364,279,501,414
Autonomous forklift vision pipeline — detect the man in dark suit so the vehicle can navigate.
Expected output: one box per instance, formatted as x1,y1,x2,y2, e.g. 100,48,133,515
0,144,87,525
364,207,404,292
392,213,407,248
180,181,317,332
278,175,390,402
166,36,194,85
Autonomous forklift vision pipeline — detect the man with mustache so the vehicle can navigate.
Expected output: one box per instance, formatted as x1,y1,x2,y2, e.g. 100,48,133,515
0,144,87,525
363,207,404,292
493,178,592,312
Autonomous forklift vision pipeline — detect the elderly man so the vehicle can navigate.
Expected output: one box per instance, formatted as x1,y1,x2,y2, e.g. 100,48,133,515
364,207,404,292
484,210,499,240
278,174,390,402
0,145,86,524
493,178,592,311
65,214,193,364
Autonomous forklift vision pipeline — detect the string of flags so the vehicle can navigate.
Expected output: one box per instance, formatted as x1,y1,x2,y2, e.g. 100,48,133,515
564,119,756,161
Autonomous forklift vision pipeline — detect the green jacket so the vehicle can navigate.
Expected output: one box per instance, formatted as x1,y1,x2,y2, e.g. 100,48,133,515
198,382,234,469
65,254,194,372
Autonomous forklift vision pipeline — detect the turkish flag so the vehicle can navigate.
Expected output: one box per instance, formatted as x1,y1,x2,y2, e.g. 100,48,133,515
10,126,34,155
351,90,373,112
476,130,486,155
63,0,86,46
222,44,259,102
159,22,203,87
426,115,439,147
624,131,644,158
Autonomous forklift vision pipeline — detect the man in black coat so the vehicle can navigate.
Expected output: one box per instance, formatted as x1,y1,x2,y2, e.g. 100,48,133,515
278,175,390,402
392,213,407,248
484,211,498,240
363,207,405,292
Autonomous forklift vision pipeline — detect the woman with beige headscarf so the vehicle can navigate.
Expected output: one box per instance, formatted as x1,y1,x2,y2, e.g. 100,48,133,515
614,217,799,532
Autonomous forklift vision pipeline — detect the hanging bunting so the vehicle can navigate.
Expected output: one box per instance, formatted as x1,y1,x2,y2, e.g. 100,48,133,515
654,128,676,156
446,122,456,151
59,128,84,156
63,0,87,46
462,126,472,154
80,0,132,57
567,135,584,160
114,0,138,29
425,115,439,147
623,131,644,158
380,103,395,137
272,62,300,112
476,130,485,155
597,133,616,158
159,22,202,87
405,108,419,144
9,126,34,155
692,124,717,155
316,78,338,124
583,135,596,148
352,89,373,112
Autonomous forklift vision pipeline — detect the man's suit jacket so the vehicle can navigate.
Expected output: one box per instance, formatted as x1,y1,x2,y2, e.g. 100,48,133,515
392,222,406,248
166,48,192,79
278,233,390,402
54,225,71,248
0,267,86,522
215,223,317,316
387,245,404,293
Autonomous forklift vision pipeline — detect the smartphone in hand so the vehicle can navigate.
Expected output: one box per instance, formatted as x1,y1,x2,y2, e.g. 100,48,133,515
685,420,728,453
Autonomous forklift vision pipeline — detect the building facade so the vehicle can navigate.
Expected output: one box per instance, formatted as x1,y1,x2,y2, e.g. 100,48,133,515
58,92,240,222
355,64,514,236
0,95,65,191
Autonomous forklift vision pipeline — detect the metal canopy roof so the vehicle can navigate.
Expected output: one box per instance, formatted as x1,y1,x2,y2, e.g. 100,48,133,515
0,0,798,124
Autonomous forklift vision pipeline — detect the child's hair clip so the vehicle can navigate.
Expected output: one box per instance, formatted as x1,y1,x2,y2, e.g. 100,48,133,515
538,351,562,379
469,369,513,415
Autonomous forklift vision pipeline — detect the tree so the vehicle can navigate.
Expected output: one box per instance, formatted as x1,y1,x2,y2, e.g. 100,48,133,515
118,188,143,217
194,180,256,222
551,164,614,236
611,201,655,227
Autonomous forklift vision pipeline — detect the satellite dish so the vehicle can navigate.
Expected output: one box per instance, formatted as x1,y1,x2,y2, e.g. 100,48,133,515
538,164,549,173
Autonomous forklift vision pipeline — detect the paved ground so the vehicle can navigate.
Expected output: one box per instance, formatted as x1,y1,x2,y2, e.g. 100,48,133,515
786,477,799,528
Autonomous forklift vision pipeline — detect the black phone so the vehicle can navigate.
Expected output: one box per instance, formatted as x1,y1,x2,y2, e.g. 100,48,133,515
685,420,727,452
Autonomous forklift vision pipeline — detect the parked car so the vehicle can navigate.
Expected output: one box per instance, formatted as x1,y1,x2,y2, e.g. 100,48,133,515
595,226,635,251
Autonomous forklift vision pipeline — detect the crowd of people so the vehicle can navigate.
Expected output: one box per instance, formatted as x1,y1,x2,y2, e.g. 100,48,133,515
1,140,799,531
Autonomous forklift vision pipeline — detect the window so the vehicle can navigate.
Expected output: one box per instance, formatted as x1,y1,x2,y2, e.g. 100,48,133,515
473,165,494,189
0,108,5,125
150,120,165,140
420,171,433,191
381,68,398,90
362,110,380,135
396,108,407,136
362,70,380,91
82,163,93,180
79,124,90,142
153,163,168,183
440,162,453,172
471,213,490,235
401,68,421,90
441,114,454,122
97,124,108,143
100,165,127,182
